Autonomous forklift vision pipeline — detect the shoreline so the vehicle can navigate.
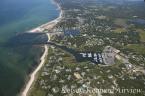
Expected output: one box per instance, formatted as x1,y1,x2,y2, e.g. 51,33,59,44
20,0,62,96
28,0,63,33
21,45,48,96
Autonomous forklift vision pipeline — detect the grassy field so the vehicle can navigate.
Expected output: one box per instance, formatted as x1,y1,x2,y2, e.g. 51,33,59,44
125,44,145,54
113,28,127,33
114,18,127,27
136,29,145,42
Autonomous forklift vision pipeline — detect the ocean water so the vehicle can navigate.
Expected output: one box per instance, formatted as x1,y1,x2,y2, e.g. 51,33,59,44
0,0,59,96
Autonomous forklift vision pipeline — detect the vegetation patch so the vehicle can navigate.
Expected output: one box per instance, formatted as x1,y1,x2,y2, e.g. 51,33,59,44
136,29,145,42
113,28,127,33
114,18,127,27
125,44,145,54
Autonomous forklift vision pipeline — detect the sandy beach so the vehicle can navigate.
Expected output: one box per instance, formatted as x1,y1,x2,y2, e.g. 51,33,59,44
28,0,63,33
21,45,48,96
21,0,62,96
